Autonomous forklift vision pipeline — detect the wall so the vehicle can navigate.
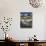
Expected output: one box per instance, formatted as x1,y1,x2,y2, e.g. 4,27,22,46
0,0,46,40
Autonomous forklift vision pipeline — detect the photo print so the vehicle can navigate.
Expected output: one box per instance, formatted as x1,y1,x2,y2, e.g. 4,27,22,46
20,12,32,28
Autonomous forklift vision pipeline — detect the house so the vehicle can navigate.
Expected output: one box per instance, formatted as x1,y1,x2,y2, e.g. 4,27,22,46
0,0,46,46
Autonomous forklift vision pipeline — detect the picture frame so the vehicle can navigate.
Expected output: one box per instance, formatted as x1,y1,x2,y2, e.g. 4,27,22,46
20,12,32,28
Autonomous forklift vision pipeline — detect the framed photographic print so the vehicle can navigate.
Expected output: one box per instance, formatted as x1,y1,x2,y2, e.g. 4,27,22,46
20,12,32,28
